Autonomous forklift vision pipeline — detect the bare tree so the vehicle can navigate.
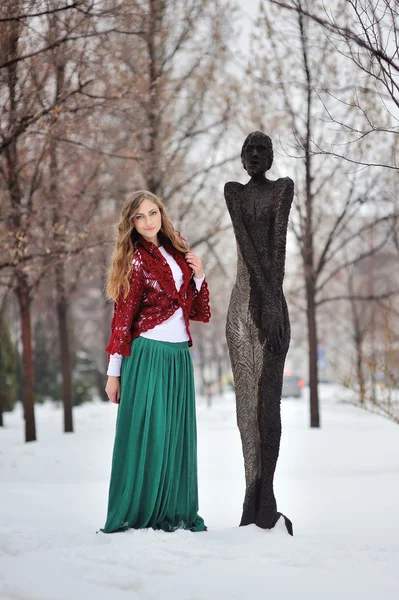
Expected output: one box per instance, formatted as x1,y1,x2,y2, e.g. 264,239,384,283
267,0,399,169
1,4,39,441
94,1,239,209
243,0,399,427
1,1,241,443
41,3,108,432
0,0,103,440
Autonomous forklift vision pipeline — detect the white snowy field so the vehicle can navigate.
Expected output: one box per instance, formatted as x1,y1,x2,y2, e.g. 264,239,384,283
1,384,398,600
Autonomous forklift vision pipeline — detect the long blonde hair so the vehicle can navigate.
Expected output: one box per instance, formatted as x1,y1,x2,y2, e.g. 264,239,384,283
106,190,189,301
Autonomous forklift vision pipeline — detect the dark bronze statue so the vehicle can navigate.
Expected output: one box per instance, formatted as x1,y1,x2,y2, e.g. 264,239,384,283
224,131,294,535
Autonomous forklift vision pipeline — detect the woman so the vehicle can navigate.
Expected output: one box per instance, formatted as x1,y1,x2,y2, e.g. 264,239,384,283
101,190,211,534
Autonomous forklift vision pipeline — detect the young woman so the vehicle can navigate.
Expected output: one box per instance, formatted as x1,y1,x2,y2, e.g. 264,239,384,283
101,190,211,534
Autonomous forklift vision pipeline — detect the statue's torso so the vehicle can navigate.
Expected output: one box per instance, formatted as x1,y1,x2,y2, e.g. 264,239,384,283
225,178,292,332
229,181,280,291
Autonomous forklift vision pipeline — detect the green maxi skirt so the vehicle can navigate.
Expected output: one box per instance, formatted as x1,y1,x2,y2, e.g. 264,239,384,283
101,336,206,533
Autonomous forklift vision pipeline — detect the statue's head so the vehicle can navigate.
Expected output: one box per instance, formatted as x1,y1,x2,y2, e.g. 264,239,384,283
241,131,273,177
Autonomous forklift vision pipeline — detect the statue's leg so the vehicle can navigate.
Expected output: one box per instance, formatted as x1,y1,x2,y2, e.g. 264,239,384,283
255,349,293,534
226,299,263,526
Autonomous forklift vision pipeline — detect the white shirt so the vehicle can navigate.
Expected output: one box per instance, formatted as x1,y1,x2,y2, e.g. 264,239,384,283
107,246,205,376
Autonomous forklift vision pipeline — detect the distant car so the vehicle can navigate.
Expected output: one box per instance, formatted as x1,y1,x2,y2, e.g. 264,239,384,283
282,374,305,398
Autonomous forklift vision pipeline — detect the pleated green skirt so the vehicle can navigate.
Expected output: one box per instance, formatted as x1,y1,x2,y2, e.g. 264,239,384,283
101,336,206,533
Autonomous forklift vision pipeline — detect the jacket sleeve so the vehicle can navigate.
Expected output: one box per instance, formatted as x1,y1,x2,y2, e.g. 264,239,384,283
188,277,211,323
105,256,144,357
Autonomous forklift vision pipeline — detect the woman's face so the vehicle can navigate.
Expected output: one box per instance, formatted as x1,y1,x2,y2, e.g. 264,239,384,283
133,199,162,245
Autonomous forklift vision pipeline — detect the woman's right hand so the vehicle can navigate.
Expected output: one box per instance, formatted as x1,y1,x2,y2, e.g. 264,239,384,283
105,376,121,404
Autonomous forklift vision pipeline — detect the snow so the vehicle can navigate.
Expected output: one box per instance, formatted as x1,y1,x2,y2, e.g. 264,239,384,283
1,384,398,600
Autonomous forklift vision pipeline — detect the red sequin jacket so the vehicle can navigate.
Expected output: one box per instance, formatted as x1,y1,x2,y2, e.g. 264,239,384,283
105,235,211,356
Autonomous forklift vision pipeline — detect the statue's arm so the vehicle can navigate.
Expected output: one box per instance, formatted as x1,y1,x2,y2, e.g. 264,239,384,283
224,181,243,230
273,177,294,288
258,177,293,353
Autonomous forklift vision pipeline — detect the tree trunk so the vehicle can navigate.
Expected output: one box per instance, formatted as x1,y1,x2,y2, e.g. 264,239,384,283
16,277,36,442
306,278,320,427
4,13,34,439
56,262,74,433
48,54,74,431
300,8,320,427
356,341,366,405
145,0,164,195
217,355,223,395
349,272,366,404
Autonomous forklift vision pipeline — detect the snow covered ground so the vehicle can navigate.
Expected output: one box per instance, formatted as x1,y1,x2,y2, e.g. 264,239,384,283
1,384,398,600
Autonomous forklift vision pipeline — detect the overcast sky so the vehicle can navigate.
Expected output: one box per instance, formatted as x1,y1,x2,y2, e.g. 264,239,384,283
233,0,259,51
235,0,258,18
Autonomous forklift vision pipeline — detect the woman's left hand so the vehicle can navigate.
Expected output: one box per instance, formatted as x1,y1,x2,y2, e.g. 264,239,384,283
185,252,204,278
